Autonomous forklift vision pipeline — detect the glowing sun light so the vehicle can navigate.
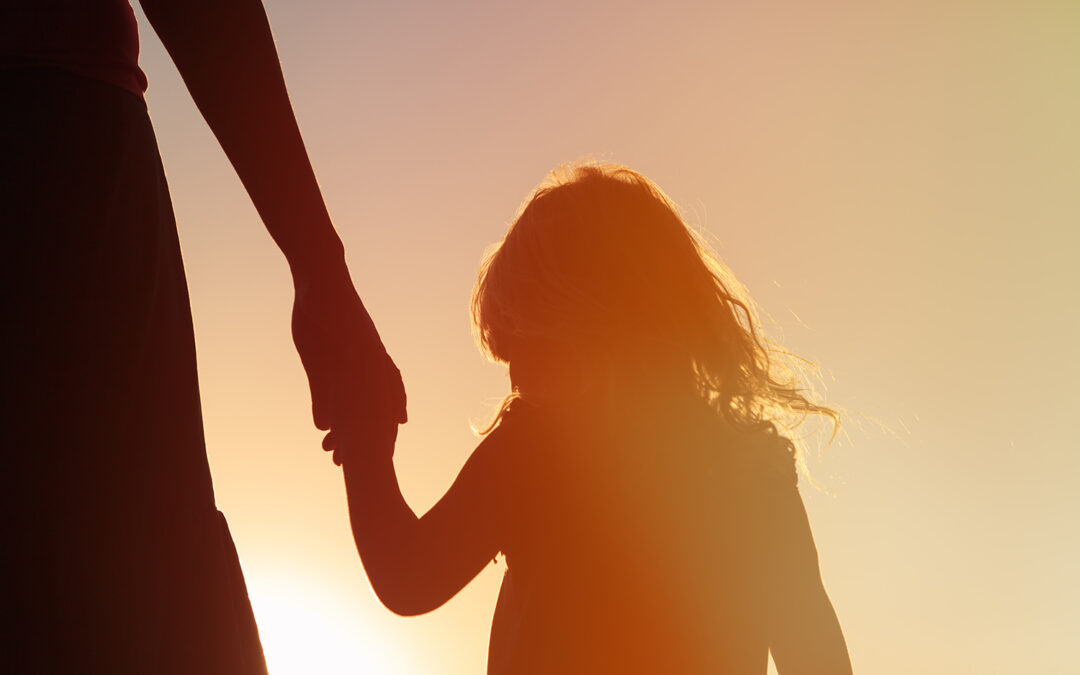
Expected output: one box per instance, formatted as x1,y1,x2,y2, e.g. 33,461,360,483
245,570,414,675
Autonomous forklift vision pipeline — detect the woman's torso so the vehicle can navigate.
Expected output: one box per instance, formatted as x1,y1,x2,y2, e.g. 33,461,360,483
0,0,147,96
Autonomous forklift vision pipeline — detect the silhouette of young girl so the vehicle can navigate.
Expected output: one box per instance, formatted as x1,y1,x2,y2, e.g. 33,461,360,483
329,164,853,674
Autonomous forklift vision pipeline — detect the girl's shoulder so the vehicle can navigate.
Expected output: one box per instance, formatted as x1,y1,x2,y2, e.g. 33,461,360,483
485,397,542,437
699,416,798,492
473,397,552,462
743,423,799,487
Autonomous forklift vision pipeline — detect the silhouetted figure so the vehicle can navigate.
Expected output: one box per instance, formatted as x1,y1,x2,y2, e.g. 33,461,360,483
2,1,403,672
329,165,852,673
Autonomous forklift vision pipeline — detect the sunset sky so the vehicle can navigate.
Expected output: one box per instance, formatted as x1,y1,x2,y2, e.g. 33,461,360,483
133,1,1078,673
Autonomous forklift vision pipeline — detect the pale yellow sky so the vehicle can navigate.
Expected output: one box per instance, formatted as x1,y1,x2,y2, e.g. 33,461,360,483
135,1,1079,673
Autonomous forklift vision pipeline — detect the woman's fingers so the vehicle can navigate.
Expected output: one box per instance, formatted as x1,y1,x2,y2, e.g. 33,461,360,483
325,417,400,467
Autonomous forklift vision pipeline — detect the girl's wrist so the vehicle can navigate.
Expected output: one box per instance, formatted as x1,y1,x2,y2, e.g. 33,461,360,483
338,442,396,478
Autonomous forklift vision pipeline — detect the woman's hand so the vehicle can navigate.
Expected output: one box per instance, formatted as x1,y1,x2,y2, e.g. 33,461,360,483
292,258,406,448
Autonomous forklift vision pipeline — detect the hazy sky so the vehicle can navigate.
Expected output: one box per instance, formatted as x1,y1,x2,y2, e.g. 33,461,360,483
134,1,1079,673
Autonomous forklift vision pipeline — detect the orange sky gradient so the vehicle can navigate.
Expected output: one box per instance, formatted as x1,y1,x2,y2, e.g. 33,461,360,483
133,1,1079,673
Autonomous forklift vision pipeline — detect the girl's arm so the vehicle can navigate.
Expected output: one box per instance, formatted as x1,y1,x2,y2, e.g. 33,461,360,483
768,482,853,675
337,422,509,617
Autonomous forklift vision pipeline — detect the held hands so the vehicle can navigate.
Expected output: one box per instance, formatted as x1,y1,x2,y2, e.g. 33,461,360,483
291,256,406,462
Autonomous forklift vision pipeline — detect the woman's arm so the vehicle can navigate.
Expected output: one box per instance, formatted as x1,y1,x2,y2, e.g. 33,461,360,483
337,423,508,616
768,481,853,675
138,0,405,432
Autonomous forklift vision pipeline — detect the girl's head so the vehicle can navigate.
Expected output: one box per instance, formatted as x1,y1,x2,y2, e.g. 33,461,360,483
472,163,836,453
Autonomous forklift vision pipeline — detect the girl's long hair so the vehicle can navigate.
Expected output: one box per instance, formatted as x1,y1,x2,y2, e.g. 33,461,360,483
471,163,837,465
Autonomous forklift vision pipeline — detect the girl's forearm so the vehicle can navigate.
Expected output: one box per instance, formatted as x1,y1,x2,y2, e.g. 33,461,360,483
341,454,432,616
340,439,500,617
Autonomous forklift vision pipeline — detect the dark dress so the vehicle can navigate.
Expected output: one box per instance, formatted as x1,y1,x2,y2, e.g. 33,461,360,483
483,396,813,674
1,9,267,672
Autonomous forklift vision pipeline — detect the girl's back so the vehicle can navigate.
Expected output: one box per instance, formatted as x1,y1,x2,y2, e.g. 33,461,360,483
487,391,807,674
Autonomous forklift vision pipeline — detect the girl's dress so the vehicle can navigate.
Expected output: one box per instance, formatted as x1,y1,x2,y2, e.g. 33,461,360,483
482,397,813,674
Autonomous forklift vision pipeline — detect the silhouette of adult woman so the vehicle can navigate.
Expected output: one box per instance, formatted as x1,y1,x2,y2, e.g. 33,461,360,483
1,2,404,672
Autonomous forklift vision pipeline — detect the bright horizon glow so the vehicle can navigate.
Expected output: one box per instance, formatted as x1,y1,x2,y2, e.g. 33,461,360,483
245,569,418,675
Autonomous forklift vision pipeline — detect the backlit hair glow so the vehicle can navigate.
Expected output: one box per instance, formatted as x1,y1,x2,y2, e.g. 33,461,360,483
471,163,838,464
